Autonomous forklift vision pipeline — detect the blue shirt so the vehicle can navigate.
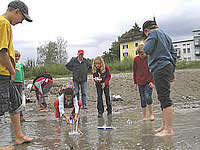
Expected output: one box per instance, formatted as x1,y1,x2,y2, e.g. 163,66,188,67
144,29,177,73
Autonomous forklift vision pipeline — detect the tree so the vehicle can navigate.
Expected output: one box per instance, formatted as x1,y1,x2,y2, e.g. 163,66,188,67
37,37,68,65
102,40,120,63
56,37,68,64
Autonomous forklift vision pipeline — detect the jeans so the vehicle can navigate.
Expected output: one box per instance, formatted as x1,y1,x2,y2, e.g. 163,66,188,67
138,83,153,108
73,81,87,106
153,63,173,109
96,84,112,114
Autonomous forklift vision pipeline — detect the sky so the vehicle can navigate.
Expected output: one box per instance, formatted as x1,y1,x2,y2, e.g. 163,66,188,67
0,0,200,63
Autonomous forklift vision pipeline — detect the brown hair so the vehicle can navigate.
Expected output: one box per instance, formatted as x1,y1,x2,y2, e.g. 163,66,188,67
148,25,159,30
92,56,105,73
136,44,144,52
15,50,21,57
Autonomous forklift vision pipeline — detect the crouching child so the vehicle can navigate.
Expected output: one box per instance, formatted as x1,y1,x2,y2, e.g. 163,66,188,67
54,84,82,123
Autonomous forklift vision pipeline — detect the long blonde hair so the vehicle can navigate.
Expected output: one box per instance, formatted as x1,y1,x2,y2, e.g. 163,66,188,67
92,56,105,73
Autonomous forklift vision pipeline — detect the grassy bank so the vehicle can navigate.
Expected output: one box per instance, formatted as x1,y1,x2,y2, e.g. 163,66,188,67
24,59,200,79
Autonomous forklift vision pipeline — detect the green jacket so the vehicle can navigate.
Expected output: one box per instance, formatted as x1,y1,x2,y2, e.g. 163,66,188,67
14,63,25,88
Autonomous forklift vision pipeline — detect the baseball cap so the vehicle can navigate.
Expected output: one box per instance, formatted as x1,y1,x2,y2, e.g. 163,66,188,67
78,49,84,54
8,0,32,22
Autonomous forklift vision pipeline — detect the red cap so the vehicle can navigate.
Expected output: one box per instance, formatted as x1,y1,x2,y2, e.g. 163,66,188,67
78,49,84,54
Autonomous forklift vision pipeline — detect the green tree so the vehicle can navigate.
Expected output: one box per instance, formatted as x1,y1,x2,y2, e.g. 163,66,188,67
102,40,120,63
37,37,68,65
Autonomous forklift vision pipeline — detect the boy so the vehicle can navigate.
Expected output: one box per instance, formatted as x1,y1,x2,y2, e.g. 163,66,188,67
27,74,53,111
143,18,177,136
0,0,33,145
133,44,154,121
14,50,25,121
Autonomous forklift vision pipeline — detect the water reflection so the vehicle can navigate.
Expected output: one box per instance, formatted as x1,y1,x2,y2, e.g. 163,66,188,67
97,116,113,150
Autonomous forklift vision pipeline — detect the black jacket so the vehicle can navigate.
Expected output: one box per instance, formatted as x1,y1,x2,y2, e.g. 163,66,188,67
66,57,92,82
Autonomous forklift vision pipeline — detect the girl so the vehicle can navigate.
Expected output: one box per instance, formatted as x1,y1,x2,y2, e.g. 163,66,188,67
133,44,155,121
92,56,112,118
54,84,82,123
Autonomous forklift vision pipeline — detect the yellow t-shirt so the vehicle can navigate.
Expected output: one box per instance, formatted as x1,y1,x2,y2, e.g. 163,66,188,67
0,16,15,76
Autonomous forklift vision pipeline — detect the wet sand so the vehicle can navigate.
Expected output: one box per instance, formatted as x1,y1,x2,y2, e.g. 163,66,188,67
0,69,200,150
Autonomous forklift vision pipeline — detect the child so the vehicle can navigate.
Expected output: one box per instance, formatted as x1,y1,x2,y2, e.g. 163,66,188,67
143,18,177,136
27,74,53,112
54,84,82,123
133,44,155,121
0,0,33,145
92,56,112,118
14,50,25,121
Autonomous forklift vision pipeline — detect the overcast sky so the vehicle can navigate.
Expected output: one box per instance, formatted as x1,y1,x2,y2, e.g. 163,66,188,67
1,0,200,63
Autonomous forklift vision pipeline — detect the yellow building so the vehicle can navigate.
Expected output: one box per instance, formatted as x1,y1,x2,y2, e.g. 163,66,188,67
119,23,145,61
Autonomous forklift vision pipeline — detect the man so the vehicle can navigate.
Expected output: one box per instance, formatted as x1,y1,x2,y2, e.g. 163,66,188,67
66,50,92,109
0,0,33,145
143,18,177,136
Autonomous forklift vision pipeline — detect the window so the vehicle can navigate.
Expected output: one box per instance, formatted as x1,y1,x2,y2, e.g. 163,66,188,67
123,45,128,49
187,43,190,45
183,48,186,54
123,52,128,57
135,43,138,47
174,45,177,47
187,48,190,53
183,44,186,46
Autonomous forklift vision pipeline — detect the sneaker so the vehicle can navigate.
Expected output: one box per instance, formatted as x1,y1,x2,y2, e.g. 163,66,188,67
20,116,25,122
82,106,87,109
98,113,103,118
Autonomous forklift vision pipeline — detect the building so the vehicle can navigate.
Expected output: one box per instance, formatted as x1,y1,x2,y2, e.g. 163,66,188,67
173,39,195,61
119,23,145,61
173,29,200,61
119,24,200,61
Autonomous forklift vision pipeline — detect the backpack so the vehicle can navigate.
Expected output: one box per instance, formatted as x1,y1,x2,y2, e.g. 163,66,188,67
33,74,53,84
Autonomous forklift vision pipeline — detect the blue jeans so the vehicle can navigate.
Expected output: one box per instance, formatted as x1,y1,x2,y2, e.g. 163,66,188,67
73,81,87,106
138,83,153,108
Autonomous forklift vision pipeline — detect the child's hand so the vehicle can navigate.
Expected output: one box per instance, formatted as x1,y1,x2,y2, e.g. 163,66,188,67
149,82,154,88
65,117,70,123
170,73,175,82
134,84,137,91
101,83,105,89
63,114,70,123
74,114,78,122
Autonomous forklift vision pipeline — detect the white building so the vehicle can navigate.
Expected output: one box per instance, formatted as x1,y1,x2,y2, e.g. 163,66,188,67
173,29,200,61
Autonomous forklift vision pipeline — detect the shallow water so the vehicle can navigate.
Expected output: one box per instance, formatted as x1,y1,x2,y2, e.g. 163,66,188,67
0,105,200,150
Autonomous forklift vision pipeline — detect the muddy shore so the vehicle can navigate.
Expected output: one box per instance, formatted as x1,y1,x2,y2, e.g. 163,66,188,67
0,69,200,149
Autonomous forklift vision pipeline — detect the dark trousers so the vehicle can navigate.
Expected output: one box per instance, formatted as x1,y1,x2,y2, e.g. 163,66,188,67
153,63,173,110
96,84,112,114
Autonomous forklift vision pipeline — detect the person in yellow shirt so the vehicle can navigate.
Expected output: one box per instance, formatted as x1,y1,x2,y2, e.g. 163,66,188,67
0,0,33,147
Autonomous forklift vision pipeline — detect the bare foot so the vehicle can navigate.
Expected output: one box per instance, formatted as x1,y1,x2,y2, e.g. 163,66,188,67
154,130,174,136
143,117,147,121
153,127,164,132
150,114,155,121
40,108,48,112
15,136,34,145
0,145,14,150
